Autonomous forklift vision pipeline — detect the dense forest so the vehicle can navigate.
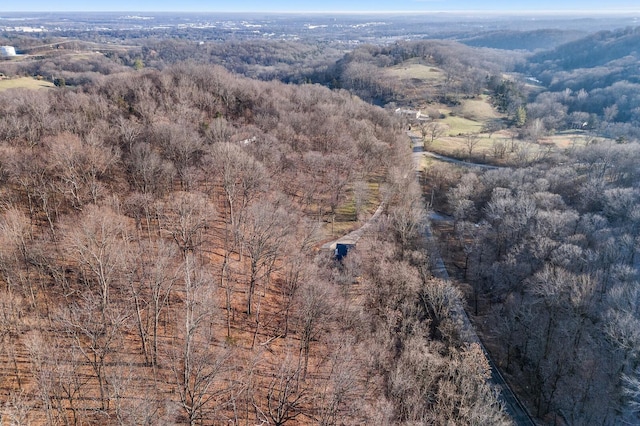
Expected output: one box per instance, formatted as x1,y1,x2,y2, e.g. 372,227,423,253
0,58,510,424
1,18,640,425
5,25,640,143
441,140,640,424
521,27,640,140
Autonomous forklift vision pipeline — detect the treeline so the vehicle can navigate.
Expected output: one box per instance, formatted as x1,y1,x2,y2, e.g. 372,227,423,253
330,40,521,105
0,63,509,424
444,139,640,424
131,38,520,105
7,24,640,144
527,26,640,73
521,81,640,141
105,38,519,105
0,50,132,87
0,38,342,87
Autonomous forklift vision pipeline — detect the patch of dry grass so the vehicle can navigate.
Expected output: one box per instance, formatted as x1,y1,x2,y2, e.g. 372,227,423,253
0,76,55,91
387,61,445,83
540,131,594,149
453,95,502,122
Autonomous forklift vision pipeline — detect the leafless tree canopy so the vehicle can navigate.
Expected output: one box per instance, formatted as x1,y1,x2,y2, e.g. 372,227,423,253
0,59,514,425
442,141,640,424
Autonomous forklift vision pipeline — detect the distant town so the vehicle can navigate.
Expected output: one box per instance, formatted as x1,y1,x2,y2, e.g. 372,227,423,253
1,11,639,45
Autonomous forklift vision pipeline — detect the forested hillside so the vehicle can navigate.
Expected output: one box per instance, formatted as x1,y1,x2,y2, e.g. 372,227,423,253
519,26,640,140
527,26,640,73
328,41,522,105
443,138,640,424
0,62,510,424
459,29,585,51
2,17,640,426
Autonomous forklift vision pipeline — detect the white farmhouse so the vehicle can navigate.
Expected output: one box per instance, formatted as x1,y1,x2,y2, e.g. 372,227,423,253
395,107,429,121
0,46,17,57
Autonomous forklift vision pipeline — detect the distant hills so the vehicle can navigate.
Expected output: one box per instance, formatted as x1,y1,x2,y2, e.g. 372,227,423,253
527,26,640,71
459,29,586,51
523,26,640,91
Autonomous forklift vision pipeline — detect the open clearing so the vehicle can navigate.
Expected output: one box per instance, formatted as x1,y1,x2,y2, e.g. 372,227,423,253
414,97,599,166
0,76,55,91
453,95,502,122
387,58,604,166
387,60,445,83
391,70,604,166
441,114,484,135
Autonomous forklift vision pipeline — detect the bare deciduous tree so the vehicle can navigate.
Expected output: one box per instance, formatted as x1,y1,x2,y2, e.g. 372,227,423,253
5,147,61,237
167,254,233,426
265,351,308,426
0,208,36,306
127,141,176,196
159,191,213,257
420,121,446,146
126,239,178,367
463,132,481,157
243,199,293,317
155,123,203,190
47,132,119,209
315,338,361,425
205,142,267,235
434,344,511,425
295,278,333,379
492,138,508,159
63,205,132,312
60,293,129,411
277,220,319,338
27,332,88,425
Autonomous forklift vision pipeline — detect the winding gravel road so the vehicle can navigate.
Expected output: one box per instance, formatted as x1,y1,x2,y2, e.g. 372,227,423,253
411,132,536,425
410,134,504,170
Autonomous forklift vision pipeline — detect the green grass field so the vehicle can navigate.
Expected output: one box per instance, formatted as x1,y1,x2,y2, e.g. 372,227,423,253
0,77,55,92
440,114,484,135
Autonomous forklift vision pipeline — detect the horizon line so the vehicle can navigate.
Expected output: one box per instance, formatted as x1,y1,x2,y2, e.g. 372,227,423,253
2,9,640,16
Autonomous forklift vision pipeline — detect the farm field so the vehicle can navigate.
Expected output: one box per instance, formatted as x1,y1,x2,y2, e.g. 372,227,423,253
423,127,594,166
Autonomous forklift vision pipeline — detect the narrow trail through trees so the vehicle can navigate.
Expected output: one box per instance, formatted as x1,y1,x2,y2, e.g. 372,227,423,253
320,203,385,251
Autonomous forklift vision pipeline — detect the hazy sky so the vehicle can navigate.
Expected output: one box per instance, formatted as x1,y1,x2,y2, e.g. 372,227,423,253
2,0,639,13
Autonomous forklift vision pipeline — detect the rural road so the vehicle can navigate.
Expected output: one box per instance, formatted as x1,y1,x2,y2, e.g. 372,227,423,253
412,132,535,425
323,133,535,425
409,134,503,170
425,219,536,425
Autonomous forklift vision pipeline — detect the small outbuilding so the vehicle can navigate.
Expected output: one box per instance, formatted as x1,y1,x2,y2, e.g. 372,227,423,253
334,243,355,261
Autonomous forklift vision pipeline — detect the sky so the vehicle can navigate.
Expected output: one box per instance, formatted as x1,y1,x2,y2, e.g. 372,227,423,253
1,0,639,13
